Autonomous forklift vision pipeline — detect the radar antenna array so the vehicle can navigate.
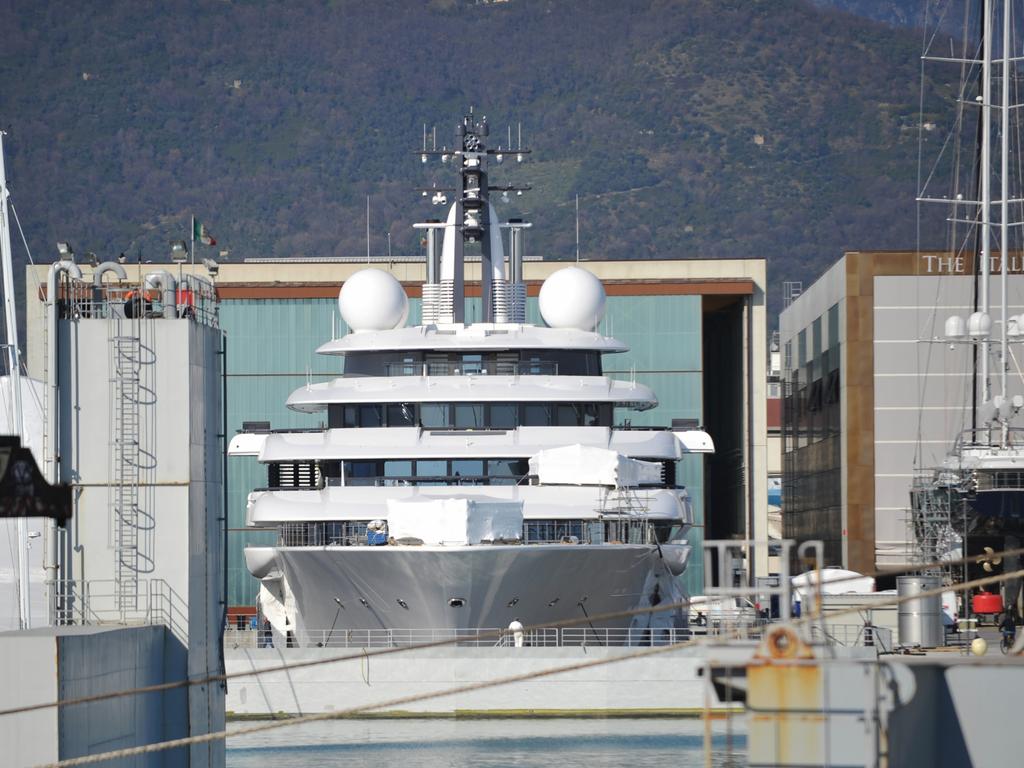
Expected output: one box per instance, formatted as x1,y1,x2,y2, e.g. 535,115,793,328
415,112,532,325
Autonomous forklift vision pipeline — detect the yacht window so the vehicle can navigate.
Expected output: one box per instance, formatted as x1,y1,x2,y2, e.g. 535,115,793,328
384,460,413,486
488,458,521,476
556,404,580,426
322,461,342,487
328,404,358,429
416,459,447,480
582,403,601,427
495,353,518,375
525,520,584,543
343,351,423,377
522,403,552,426
461,354,484,375
358,404,383,428
420,403,449,429
521,354,546,375
344,460,378,486
489,403,517,429
488,458,527,485
425,354,448,376
384,460,413,476
343,405,358,428
451,459,484,483
392,355,418,377
453,403,485,429
387,403,416,427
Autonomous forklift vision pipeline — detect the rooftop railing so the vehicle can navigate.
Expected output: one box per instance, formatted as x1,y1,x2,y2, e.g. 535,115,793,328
57,275,219,329
53,578,189,645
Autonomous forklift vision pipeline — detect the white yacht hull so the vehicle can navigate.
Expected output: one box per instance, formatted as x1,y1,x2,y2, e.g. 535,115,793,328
249,543,688,642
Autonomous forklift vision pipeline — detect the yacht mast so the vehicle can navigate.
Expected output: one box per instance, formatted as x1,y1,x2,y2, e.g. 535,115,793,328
999,0,1010,409
0,130,31,629
982,0,993,404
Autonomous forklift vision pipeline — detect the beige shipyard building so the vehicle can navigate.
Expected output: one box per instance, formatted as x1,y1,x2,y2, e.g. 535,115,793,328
780,250,1024,576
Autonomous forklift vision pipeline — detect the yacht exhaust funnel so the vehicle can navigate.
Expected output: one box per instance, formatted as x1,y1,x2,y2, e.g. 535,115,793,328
486,203,507,323
434,202,462,323
440,202,457,282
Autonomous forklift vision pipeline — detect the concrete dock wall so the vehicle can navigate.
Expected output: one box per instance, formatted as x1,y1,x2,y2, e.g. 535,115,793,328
224,643,758,717
0,625,188,768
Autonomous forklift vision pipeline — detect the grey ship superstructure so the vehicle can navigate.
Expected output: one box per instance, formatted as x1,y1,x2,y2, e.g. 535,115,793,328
230,114,713,644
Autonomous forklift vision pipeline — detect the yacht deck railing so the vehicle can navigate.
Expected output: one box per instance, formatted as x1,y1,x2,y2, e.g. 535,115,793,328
223,626,699,649
383,360,559,377
223,619,889,650
276,519,664,547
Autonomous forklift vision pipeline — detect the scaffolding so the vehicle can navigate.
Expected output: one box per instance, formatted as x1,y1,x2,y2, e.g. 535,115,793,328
908,472,960,582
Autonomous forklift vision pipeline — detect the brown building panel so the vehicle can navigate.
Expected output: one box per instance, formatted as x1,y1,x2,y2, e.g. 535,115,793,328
214,278,755,300
841,251,926,573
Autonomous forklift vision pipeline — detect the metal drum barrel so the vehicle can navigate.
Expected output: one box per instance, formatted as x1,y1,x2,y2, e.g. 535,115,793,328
897,575,944,648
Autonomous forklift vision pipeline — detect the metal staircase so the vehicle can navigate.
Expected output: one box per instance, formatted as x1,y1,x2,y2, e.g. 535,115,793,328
110,317,142,613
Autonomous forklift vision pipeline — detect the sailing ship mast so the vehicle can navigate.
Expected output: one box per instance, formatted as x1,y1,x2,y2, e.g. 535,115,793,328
0,130,31,629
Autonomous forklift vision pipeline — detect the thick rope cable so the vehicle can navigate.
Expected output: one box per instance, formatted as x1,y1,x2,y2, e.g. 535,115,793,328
3,544,1020,722
30,566,1024,768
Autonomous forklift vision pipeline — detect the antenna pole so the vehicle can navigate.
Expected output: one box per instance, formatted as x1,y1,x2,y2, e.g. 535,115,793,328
366,196,371,264
575,194,580,263
0,131,30,629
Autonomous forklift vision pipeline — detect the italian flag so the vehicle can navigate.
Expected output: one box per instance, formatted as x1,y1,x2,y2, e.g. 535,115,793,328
192,217,217,246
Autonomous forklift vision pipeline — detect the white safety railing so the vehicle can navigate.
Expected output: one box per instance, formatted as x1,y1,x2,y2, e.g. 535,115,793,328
808,622,894,653
223,625,705,649
54,579,189,645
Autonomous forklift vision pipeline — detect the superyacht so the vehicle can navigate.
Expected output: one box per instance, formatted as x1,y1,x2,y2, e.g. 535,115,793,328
230,113,713,645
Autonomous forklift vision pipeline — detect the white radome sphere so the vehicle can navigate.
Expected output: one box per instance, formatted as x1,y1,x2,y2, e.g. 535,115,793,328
538,266,606,331
338,269,409,332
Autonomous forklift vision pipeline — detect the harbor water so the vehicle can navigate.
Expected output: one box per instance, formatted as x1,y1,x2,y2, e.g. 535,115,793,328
227,718,747,767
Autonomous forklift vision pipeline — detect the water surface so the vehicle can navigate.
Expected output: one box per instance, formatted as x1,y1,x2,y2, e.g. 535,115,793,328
227,717,747,767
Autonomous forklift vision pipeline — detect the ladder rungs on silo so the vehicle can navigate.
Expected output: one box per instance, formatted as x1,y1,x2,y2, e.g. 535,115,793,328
110,326,142,613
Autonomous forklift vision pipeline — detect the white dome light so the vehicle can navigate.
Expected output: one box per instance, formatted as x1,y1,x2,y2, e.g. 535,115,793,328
538,267,607,331
944,315,966,339
967,311,992,339
338,269,409,332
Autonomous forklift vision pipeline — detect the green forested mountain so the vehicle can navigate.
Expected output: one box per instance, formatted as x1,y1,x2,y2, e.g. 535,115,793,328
0,0,959,315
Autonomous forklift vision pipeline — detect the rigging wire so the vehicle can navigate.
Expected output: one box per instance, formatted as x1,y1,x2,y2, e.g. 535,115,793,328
1,542,1019,722
27,562,1024,768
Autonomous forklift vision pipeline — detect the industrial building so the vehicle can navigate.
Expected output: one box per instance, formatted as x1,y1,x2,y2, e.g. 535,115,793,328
16,261,225,766
27,255,768,609
779,250,1024,576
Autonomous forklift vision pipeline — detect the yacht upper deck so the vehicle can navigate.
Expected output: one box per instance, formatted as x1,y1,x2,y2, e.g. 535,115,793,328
316,323,628,356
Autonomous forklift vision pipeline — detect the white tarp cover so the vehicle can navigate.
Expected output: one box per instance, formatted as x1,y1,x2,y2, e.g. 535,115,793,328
528,444,662,487
386,497,523,545
792,568,876,600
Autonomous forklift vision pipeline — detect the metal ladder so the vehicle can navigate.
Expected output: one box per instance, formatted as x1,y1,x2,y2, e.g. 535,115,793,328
110,318,142,613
